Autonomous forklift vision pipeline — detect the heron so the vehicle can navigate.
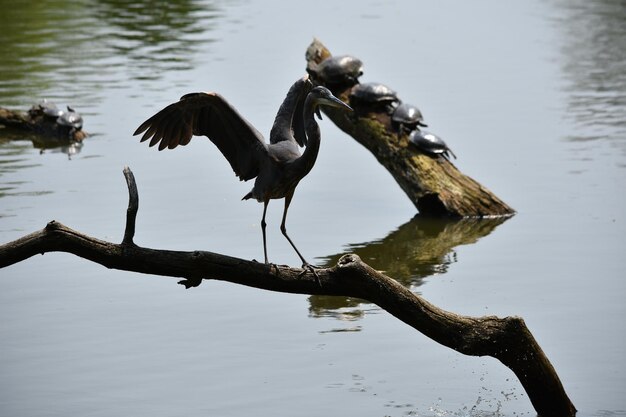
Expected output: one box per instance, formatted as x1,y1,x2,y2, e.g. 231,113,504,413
133,76,352,270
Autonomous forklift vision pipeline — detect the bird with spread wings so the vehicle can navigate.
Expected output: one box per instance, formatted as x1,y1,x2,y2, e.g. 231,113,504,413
134,76,352,270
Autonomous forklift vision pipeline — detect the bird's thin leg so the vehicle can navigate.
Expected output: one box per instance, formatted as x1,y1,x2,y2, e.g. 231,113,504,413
280,192,321,287
280,191,309,266
261,200,269,264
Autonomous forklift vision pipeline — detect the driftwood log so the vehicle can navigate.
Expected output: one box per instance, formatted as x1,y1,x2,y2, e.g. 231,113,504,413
305,39,514,217
0,168,575,416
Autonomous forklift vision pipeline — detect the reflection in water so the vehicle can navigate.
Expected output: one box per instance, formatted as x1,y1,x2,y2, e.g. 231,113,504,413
0,0,223,198
0,0,221,107
552,0,626,148
92,0,220,83
309,216,509,321
0,129,83,160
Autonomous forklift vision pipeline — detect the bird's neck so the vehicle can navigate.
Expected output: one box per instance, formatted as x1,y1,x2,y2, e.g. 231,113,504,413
269,81,302,140
293,97,321,177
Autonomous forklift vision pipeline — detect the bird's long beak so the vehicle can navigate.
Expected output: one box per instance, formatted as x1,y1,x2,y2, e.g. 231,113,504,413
315,95,353,120
320,96,353,112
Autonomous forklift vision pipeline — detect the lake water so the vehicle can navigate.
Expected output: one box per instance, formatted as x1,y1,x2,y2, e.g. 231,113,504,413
1,1,625,416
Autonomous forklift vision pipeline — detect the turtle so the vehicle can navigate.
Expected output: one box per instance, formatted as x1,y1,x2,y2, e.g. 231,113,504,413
56,106,83,132
409,130,457,160
309,55,363,88
392,102,427,135
29,99,64,119
349,82,400,114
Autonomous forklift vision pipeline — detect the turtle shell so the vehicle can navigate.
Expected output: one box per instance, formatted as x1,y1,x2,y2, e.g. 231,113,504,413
349,82,399,104
314,55,363,86
392,103,426,127
409,130,456,160
56,106,83,130
349,82,400,115
30,99,64,118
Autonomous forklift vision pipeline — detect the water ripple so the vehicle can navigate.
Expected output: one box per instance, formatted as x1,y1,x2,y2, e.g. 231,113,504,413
551,0,626,146
0,0,222,108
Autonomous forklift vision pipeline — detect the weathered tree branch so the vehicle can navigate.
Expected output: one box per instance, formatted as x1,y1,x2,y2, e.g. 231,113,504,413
122,166,138,246
305,39,515,217
0,168,574,416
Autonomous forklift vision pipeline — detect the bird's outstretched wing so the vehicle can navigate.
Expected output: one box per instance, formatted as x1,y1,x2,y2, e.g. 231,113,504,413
134,92,268,181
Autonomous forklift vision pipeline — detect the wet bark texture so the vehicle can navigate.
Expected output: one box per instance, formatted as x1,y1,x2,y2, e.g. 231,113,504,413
305,39,515,217
0,168,575,416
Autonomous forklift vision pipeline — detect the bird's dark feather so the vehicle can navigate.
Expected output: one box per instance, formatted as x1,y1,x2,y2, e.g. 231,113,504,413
133,92,268,181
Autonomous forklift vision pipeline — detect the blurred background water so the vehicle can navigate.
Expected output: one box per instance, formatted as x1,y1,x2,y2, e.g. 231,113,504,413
1,0,625,416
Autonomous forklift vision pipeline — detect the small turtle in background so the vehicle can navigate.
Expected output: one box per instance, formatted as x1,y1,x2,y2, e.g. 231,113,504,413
349,82,400,115
1,101,87,142
308,55,363,89
28,99,65,119
409,130,457,160
1,101,87,157
391,102,427,136
57,106,83,133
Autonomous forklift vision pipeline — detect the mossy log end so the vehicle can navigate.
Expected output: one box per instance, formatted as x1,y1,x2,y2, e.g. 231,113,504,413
0,167,574,416
305,39,514,218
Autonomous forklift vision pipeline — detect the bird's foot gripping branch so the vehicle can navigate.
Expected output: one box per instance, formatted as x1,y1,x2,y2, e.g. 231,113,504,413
305,38,515,218
0,167,574,416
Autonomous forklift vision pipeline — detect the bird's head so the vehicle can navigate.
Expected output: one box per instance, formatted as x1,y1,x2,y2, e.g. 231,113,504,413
310,86,353,119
